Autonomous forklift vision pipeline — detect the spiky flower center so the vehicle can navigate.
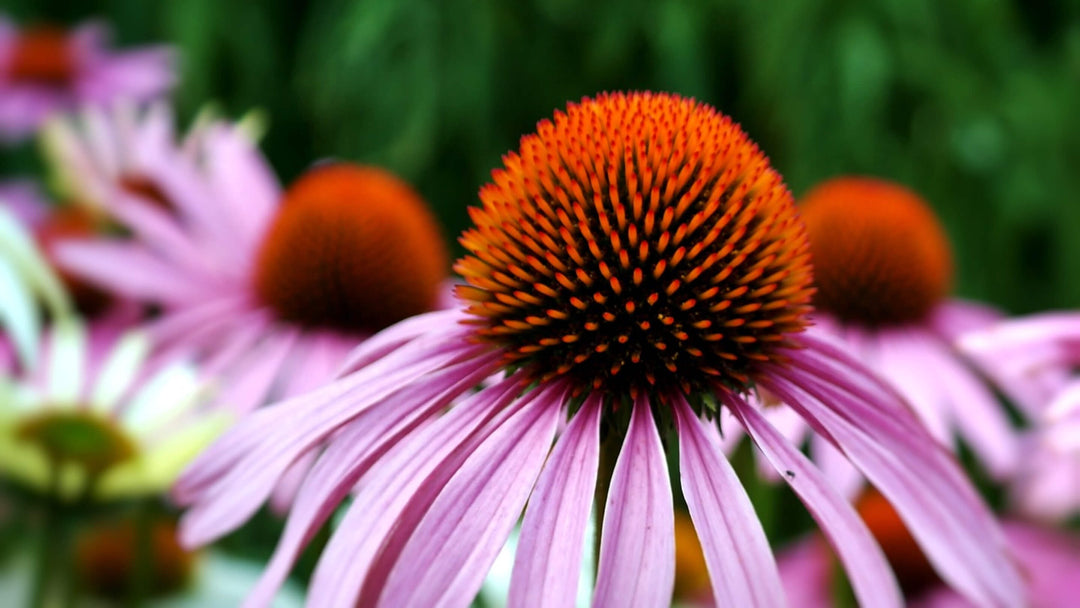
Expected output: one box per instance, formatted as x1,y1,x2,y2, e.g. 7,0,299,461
16,409,136,475
254,163,448,333
856,489,940,599
75,517,195,600
8,26,74,86
800,178,952,326
456,92,813,396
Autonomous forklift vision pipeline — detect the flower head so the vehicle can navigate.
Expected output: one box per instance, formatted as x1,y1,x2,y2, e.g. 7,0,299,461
0,320,226,501
54,113,451,423
0,16,174,142
801,177,951,326
457,92,812,396
176,93,1023,608
724,177,1023,489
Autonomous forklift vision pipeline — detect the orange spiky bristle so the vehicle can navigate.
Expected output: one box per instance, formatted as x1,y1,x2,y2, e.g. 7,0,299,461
8,26,74,86
800,177,952,326
254,163,449,333
455,92,814,396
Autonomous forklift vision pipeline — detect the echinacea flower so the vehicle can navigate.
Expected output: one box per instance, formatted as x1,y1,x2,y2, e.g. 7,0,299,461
778,489,1080,607
726,177,1023,493
0,16,174,142
0,202,70,368
175,92,1023,608
0,320,226,501
54,118,451,421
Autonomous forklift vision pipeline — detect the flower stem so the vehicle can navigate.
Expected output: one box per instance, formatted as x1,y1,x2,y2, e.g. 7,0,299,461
29,468,66,608
127,499,153,608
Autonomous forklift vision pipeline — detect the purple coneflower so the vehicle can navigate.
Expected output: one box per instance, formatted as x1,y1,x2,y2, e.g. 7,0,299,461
175,92,1023,607
724,178,1025,493
54,118,451,417
0,16,173,142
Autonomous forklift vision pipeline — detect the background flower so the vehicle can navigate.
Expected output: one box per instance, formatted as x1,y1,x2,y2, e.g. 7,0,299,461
0,15,174,142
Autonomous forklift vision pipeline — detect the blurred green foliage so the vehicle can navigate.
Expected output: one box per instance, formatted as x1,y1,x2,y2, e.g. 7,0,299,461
5,0,1080,313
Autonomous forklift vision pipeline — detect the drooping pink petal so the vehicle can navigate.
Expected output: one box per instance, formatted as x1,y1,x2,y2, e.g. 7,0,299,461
672,394,787,607
179,345,496,546
212,329,298,415
247,375,527,608
309,379,550,607
913,333,1019,478
763,346,1025,608
873,329,951,443
725,393,902,608
55,239,213,303
374,385,563,607
508,394,602,608
592,395,675,608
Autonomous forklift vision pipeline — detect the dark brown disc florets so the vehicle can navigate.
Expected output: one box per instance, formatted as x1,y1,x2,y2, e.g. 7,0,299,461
455,92,814,397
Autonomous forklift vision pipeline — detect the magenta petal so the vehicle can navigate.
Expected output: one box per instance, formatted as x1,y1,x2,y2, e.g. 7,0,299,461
177,345,496,545
764,349,1025,607
592,395,675,608
725,393,902,608
508,394,602,608
258,376,526,608
374,387,563,607
915,336,1019,479
55,240,208,304
672,394,787,607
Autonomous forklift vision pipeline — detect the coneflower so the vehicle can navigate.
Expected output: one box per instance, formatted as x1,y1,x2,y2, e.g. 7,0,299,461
725,177,1027,494
0,16,173,142
54,117,452,418
176,92,1023,607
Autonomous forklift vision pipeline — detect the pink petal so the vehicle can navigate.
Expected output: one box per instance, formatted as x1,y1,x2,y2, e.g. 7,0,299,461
178,346,496,546
308,377,539,607
725,393,902,608
375,386,563,607
763,346,1025,608
200,125,281,245
672,394,787,607
508,394,602,608
55,240,210,304
914,334,1019,478
592,395,675,608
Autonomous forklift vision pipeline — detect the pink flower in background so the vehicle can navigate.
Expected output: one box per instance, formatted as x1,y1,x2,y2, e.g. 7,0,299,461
53,114,451,422
174,93,1023,608
778,490,1080,607
42,103,191,216
722,177,1027,495
0,16,174,143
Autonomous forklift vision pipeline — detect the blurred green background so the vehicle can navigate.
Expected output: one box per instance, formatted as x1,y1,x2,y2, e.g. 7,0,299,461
5,0,1080,314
